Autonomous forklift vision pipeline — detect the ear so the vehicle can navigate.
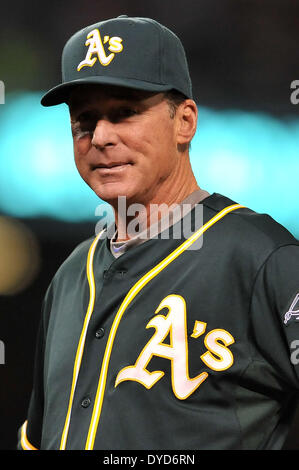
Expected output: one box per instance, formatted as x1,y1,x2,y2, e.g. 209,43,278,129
176,99,198,149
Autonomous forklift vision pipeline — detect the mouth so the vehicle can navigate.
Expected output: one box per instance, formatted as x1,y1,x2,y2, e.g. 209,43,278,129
92,162,133,173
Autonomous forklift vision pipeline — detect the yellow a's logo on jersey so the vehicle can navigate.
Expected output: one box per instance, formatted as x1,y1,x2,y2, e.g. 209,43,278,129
77,29,123,71
115,294,235,400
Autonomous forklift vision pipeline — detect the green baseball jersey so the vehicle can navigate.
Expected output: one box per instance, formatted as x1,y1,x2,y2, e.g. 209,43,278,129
18,193,299,450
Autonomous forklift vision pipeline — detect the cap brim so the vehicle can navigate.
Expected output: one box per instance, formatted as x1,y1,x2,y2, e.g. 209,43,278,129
41,76,175,107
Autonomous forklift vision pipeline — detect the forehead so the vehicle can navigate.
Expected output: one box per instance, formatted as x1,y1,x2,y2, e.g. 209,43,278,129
68,84,159,111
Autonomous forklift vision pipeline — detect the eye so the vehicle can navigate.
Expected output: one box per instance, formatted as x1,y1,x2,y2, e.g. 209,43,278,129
111,107,138,122
121,107,137,117
71,110,100,138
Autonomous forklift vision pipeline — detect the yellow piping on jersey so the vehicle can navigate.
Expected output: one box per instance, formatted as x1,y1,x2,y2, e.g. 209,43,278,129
20,420,38,450
84,203,244,450
59,230,105,450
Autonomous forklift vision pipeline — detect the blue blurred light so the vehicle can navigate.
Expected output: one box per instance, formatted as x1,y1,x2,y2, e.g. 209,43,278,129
0,92,298,237
190,107,299,237
0,92,107,221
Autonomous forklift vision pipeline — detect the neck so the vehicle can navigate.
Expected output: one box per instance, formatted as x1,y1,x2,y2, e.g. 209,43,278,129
113,156,200,241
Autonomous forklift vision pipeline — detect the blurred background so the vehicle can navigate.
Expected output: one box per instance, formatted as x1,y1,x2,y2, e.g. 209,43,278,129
0,0,298,450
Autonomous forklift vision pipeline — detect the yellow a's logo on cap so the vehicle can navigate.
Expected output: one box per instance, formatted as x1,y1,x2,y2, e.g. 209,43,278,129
77,28,123,71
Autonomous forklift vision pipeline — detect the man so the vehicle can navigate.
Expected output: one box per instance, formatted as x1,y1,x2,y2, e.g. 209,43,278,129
18,15,299,450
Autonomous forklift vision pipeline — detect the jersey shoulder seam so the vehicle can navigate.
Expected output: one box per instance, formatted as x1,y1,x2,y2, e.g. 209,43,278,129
249,242,299,302
203,197,298,249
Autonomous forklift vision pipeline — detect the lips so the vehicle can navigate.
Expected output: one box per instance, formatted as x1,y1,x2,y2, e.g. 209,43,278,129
92,161,132,170
92,162,133,175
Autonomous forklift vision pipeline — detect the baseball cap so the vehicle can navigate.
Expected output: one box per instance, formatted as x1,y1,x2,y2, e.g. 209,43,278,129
41,15,193,107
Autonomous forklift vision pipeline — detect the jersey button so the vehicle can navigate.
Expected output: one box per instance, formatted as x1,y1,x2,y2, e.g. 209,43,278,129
81,397,91,408
103,270,110,279
95,327,105,339
117,269,127,278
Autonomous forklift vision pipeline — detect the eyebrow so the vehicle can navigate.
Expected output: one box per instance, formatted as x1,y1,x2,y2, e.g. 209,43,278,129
104,89,153,100
70,102,144,122
70,109,98,122
68,87,158,111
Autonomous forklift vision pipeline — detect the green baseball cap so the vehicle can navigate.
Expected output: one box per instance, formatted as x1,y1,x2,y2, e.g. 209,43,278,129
41,15,193,107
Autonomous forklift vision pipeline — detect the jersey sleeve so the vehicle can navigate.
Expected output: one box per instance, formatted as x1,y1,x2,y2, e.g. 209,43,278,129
249,243,299,390
17,284,53,450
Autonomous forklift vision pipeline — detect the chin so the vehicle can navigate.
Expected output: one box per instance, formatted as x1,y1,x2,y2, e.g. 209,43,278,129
92,183,139,205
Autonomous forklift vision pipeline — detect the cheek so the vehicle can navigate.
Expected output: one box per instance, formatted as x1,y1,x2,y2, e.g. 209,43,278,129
73,153,90,186
130,118,175,161
73,136,92,157
73,139,91,172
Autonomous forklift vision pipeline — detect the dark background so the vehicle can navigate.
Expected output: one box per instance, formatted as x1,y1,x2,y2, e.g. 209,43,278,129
0,0,298,450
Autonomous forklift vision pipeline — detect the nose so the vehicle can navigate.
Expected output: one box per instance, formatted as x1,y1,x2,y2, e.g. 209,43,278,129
91,119,119,150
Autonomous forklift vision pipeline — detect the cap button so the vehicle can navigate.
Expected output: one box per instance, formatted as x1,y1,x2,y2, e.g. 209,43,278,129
118,15,128,18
